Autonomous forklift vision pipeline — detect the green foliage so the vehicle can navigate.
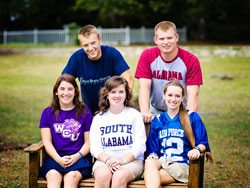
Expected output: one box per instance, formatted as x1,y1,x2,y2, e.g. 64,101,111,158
67,22,81,45
74,0,145,27
186,0,250,41
1,0,250,42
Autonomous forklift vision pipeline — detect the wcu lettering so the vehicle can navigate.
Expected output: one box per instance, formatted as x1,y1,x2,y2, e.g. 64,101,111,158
53,123,80,141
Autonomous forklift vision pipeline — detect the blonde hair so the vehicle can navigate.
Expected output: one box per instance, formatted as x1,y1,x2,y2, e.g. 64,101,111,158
164,79,213,162
154,21,177,35
78,24,100,38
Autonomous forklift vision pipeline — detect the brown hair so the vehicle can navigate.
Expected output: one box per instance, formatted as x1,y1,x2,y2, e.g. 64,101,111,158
51,74,86,120
98,76,133,114
78,24,100,38
164,79,213,162
154,21,177,35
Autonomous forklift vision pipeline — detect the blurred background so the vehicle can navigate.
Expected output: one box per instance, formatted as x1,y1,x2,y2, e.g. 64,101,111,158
1,0,250,43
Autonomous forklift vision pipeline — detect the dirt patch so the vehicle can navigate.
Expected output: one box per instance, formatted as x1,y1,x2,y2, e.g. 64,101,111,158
0,142,29,152
0,48,23,55
0,138,30,152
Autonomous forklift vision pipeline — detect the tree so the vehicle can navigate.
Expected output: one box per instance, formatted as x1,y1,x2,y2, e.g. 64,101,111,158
73,0,145,27
1,0,249,42
1,0,77,30
186,0,250,42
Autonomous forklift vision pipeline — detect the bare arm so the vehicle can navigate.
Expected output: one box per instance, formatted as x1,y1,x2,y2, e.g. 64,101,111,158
186,85,200,112
79,131,90,156
64,131,91,168
41,128,70,167
138,78,153,123
120,70,134,90
41,128,61,161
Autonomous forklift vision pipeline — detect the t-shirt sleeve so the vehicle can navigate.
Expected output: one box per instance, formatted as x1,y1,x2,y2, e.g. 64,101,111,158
83,108,93,132
190,112,211,152
185,54,203,85
39,108,50,128
134,49,153,79
62,51,78,78
146,116,161,157
111,48,130,75
130,110,146,159
89,115,103,158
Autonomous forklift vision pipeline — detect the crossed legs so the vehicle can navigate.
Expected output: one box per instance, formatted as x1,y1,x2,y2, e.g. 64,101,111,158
144,158,176,188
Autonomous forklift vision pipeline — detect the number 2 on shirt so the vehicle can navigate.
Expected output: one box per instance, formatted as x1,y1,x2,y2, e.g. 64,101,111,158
162,137,184,162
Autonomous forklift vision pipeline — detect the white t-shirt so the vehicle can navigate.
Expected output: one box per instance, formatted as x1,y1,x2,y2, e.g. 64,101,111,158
90,107,146,160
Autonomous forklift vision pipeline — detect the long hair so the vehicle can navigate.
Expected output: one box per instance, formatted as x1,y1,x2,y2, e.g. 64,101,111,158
164,79,213,162
98,76,133,114
51,74,86,121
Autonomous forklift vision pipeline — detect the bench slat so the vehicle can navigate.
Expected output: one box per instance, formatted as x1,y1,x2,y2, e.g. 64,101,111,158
37,178,188,188
24,141,43,153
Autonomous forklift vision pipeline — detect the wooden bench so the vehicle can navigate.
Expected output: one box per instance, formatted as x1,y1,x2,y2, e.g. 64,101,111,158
24,141,205,188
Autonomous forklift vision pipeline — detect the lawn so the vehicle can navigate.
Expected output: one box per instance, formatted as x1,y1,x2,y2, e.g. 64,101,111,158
0,45,249,187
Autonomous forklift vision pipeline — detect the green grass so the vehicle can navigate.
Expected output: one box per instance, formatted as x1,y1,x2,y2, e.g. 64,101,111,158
0,45,249,187
0,151,27,188
195,55,250,187
0,54,67,143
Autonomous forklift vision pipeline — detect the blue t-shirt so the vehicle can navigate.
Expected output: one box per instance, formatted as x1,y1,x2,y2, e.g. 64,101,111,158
62,46,130,113
39,106,93,156
146,111,211,165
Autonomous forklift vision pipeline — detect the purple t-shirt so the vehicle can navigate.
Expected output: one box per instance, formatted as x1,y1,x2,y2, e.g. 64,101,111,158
39,106,93,156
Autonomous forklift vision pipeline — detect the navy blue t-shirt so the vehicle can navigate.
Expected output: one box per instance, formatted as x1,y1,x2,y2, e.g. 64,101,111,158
62,46,130,113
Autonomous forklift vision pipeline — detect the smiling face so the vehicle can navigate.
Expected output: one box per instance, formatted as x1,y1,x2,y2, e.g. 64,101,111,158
78,33,102,61
163,85,184,112
154,27,179,57
56,81,75,109
107,84,126,108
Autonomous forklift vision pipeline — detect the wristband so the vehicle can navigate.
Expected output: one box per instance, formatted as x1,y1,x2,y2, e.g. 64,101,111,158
148,153,159,159
105,157,111,164
77,152,83,159
194,146,201,153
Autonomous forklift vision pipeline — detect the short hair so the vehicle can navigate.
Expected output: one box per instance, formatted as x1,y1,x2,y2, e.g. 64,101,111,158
154,21,177,35
78,24,99,38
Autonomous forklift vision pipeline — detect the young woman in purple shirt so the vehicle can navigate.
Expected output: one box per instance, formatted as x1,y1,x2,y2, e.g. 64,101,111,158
39,74,93,188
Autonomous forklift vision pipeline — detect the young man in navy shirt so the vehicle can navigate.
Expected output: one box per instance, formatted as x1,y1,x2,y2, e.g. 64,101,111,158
62,24,133,114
